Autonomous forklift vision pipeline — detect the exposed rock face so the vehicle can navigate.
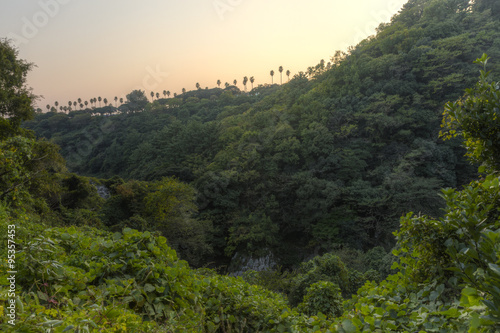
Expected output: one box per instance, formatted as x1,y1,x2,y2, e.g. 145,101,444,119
96,184,110,199
230,251,276,276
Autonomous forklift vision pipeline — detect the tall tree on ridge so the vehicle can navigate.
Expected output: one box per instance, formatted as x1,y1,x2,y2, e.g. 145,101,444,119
233,79,237,86
150,91,154,102
196,82,201,90
163,90,167,98
98,96,102,107
114,96,118,107
286,70,291,82
279,66,283,85
166,91,170,98
250,76,255,90
156,92,159,100
217,79,221,88
243,76,248,91
182,88,186,94
270,70,275,84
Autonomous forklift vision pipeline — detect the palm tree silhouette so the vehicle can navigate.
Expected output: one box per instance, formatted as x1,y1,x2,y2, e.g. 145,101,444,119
286,70,291,82
46,104,50,111
233,79,237,86
217,79,221,88
250,76,255,90
98,97,102,107
156,92,160,100
279,66,283,85
119,98,123,105
114,96,118,107
150,91,154,102
85,101,88,109
103,98,108,106
167,91,171,98
243,76,248,91
182,88,186,94
196,82,201,90
270,70,275,84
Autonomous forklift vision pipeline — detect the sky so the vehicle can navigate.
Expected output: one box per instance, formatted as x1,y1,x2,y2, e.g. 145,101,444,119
0,0,408,110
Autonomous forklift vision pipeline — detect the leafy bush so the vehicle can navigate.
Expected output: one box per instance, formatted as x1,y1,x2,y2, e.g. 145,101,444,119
297,281,343,318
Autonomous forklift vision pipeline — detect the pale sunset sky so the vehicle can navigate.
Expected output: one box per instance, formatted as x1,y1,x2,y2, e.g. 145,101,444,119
0,0,407,109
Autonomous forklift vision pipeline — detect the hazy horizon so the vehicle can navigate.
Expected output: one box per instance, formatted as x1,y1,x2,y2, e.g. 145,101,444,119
1,0,407,110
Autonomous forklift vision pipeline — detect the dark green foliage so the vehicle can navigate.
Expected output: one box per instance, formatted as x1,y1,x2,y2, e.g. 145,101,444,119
297,281,343,318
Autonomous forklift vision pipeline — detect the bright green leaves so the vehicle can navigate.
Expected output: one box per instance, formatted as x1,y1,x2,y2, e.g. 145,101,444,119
441,54,500,172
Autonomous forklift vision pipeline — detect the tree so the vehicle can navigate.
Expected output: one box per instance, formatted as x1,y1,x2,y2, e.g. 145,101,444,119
225,82,229,88
84,101,88,109
119,98,123,105
114,96,118,107
0,39,35,137
156,92,160,100
150,91,154,102
250,76,255,90
98,96,102,107
286,70,291,82
243,76,248,91
270,70,275,84
46,104,50,111
167,91,171,98
196,82,201,90
163,90,167,98
182,88,186,94
217,79,221,88
441,54,500,172
125,90,148,112
279,66,283,85
233,79,237,86
103,98,108,106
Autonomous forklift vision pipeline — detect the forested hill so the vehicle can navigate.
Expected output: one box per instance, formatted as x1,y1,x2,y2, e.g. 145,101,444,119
3,0,500,332
25,0,500,266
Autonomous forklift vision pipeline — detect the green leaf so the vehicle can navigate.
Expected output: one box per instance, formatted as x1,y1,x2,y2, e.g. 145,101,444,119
342,319,357,333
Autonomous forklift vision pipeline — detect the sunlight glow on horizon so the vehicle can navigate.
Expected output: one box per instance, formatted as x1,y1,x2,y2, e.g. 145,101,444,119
0,0,408,109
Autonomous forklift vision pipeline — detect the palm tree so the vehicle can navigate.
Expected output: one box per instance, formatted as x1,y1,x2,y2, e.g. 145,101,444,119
233,79,237,86
119,98,123,105
196,82,201,90
80,103,84,109
250,76,255,90
46,104,50,111
163,90,167,98
98,97,102,107
55,101,59,109
167,91,171,98
286,70,291,82
182,88,186,94
174,92,177,98
59,106,63,112
270,70,275,84
217,79,221,88
225,82,229,88
73,101,77,110
243,76,248,91
78,98,82,107
156,92,160,100
150,91,154,102
114,96,118,107
279,66,283,85
84,101,88,109
103,98,108,106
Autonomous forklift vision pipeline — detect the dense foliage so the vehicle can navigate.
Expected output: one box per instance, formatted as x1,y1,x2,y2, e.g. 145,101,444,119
24,0,500,269
1,0,500,331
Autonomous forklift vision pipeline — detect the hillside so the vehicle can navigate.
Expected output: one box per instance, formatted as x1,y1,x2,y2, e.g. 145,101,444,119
1,0,499,331
24,0,500,267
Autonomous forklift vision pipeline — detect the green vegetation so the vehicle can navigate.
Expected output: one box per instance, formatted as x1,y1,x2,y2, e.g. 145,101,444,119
1,0,500,331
